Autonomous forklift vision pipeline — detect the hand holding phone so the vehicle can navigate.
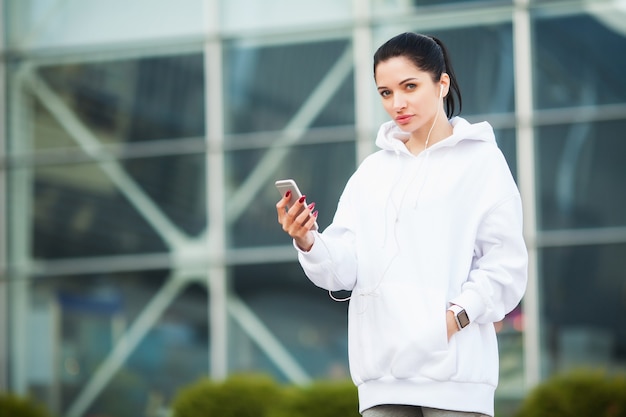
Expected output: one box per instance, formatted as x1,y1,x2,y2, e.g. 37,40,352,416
275,179,319,231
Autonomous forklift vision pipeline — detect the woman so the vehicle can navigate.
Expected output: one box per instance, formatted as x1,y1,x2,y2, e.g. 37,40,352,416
276,32,528,417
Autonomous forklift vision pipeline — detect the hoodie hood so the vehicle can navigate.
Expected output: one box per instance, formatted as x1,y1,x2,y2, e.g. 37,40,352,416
374,116,496,154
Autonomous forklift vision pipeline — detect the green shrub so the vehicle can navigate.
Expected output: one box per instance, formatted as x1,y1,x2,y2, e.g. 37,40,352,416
171,375,359,417
0,393,52,417
172,373,282,417
515,369,626,417
273,380,359,417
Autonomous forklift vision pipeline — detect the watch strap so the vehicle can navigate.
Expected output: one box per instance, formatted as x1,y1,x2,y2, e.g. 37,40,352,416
448,304,470,330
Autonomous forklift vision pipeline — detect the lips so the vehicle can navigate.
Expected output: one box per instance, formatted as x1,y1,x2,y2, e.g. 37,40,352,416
395,114,413,125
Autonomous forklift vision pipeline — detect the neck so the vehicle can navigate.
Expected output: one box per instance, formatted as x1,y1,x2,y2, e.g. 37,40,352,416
406,117,452,155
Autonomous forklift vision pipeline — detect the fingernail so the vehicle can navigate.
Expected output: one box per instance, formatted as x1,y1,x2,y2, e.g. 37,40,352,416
307,202,315,210
298,195,306,204
313,210,318,218
285,190,291,198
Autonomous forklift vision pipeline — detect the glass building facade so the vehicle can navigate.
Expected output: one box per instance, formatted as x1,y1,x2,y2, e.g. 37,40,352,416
1,1,625,416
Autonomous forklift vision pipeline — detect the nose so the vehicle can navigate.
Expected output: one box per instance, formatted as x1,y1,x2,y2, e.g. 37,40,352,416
393,93,406,112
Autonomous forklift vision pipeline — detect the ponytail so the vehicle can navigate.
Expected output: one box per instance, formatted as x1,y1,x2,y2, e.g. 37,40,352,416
430,35,462,118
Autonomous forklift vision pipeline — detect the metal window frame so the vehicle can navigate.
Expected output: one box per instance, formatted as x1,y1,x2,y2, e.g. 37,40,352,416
0,0,7,393
513,0,541,389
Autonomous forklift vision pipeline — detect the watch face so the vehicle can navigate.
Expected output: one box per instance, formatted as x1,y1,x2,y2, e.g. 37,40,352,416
458,310,470,328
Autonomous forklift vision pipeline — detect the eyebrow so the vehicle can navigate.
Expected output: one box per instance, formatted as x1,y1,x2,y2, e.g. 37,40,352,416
377,77,419,91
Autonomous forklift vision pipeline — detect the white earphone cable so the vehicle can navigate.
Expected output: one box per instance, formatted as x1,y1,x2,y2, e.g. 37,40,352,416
424,91,443,150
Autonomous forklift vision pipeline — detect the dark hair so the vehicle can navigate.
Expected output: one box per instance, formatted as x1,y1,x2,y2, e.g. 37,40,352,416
373,32,462,118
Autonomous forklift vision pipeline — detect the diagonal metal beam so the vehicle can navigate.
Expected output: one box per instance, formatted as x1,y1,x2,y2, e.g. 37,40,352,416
225,45,354,224
227,295,311,384
24,71,189,250
218,46,353,383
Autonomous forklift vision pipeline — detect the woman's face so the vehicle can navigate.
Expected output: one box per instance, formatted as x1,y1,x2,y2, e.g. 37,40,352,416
375,56,443,133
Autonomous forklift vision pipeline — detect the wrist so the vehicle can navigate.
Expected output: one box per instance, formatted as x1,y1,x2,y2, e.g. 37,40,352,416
448,304,470,330
294,234,314,252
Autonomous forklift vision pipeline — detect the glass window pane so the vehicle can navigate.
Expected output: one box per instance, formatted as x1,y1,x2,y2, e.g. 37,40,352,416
223,39,353,137
5,0,206,50
222,38,356,249
28,153,206,260
20,271,207,416
123,155,207,237
26,53,205,154
496,304,524,398
431,25,515,116
540,243,626,376
232,262,349,380
534,12,626,109
220,0,352,32
227,139,355,248
536,119,626,230
437,125,517,184
493,127,517,182
373,0,512,15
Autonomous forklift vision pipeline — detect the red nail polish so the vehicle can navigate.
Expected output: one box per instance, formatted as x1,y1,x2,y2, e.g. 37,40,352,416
307,202,315,210
298,195,306,204
313,210,319,217
285,190,291,198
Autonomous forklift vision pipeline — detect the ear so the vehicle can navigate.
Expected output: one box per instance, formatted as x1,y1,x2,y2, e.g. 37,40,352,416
439,72,450,98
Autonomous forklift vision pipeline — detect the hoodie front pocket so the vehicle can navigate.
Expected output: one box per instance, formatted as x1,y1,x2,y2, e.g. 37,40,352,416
352,284,457,382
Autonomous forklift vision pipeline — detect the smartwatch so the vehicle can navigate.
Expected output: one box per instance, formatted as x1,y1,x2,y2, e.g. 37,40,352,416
448,304,470,330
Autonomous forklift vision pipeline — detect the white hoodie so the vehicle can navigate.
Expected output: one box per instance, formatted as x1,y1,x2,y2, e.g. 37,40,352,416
296,117,528,416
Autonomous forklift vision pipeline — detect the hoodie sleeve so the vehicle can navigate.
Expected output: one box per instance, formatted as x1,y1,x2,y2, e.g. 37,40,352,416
294,179,359,292
450,192,528,324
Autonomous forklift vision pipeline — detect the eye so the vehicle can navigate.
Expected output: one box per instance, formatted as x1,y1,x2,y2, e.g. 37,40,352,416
379,89,391,98
406,83,417,90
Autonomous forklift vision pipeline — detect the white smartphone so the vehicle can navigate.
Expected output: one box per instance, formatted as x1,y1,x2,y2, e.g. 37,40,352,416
275,179,319,231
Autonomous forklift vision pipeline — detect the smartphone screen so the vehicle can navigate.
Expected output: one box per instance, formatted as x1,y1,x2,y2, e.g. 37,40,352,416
275,179,318,230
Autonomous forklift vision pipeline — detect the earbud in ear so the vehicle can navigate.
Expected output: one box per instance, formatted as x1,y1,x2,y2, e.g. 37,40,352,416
439,84,444,98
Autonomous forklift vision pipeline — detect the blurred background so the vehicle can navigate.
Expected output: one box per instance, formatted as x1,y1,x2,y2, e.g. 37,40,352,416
0,0,625,416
